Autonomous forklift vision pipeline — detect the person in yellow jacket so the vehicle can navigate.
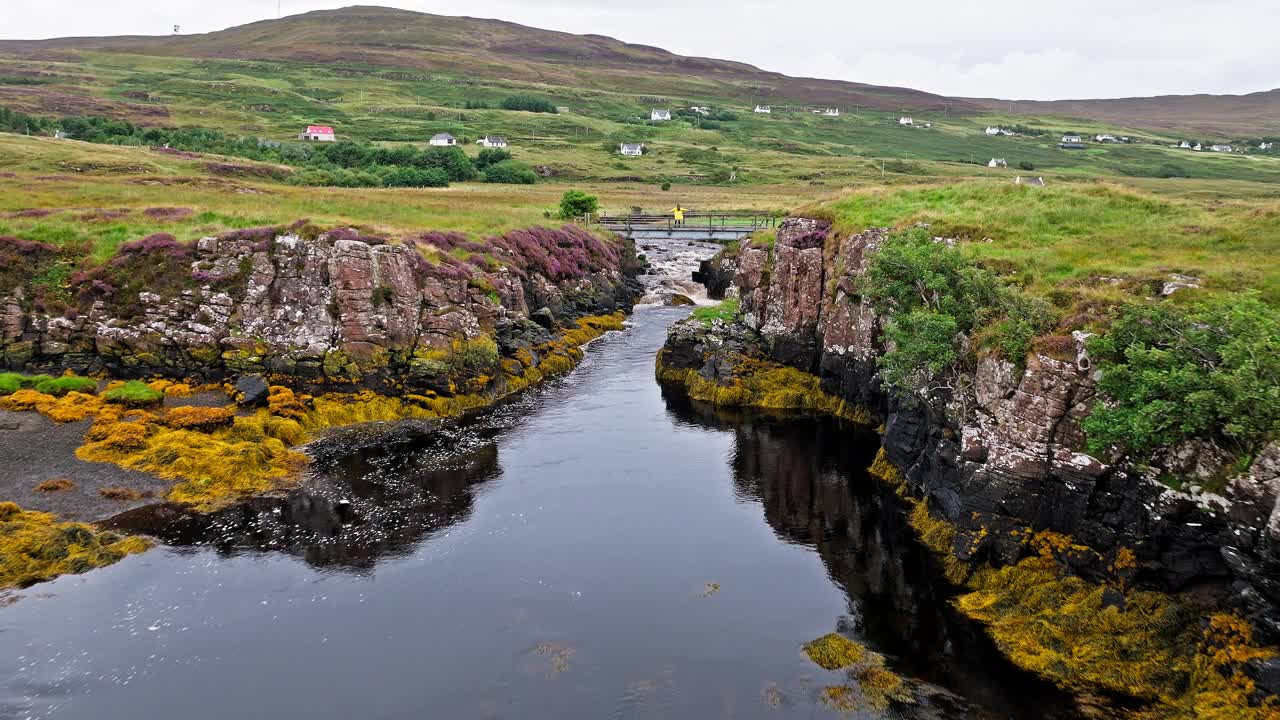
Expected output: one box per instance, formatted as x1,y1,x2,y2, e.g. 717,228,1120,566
669,205,687,225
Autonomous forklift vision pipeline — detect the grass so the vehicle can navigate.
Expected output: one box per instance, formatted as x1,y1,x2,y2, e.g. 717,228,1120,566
818,182,1280,304
691,297,739,325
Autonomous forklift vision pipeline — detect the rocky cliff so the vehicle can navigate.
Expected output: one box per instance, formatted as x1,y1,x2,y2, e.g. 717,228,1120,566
660,218,1280,650
0,224,641,394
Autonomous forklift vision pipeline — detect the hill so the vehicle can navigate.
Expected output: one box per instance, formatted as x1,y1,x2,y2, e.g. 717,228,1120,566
1,6,1278,189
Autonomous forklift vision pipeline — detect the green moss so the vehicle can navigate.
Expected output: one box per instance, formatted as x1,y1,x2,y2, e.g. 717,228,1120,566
691,297,740,326
803,633,869,670
102,380,164,407
34,375,98,396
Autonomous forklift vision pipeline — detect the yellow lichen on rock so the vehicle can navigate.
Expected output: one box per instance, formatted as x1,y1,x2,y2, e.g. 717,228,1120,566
0,501,151,589
163,405,235,432
655,350,875,425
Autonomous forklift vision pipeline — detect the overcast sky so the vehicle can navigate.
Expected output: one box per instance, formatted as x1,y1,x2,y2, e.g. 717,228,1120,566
5,1,1277,100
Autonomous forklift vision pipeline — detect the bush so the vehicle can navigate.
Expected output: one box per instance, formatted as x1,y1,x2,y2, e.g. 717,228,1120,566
102,380,164,407
1018,161,1035,171
557,190,599,220
861,227,1054,398
474,148,512,170
661,182,672,191
500,95,557,113
378,165,449,188
1083,293,1280,460
482,159,537,184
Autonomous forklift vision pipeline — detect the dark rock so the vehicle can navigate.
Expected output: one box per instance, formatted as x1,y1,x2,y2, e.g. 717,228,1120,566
235,375,269,407
1246,658,1280,698
1100,587,1126,611
530,307,557,330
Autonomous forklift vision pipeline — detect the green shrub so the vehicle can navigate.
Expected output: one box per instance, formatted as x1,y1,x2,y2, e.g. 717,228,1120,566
1083,293,1280,460
482,160,538,184
474,148,512,171
102,380,164,407
661,182,672,191
34,376,98,396
860,227,1055,398
557,190,599,220
499,95,557,113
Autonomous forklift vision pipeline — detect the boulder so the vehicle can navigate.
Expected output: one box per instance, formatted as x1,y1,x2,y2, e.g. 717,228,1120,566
235,375,269,407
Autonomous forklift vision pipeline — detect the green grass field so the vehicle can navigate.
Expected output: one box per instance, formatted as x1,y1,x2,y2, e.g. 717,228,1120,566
3,46,1280,190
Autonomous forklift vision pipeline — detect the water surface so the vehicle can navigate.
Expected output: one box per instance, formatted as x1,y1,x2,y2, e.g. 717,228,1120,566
0,307,1072,719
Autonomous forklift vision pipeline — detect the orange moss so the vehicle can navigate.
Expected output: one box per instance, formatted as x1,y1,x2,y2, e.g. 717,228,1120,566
34,478,74,493
267,386,308,420
0,501,151,589
163,405,235,432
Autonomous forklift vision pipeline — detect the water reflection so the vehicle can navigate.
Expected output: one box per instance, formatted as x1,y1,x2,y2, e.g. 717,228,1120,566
663,390,1078,719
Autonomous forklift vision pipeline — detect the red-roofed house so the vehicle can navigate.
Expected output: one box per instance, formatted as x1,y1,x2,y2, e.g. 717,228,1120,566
299,125,336,142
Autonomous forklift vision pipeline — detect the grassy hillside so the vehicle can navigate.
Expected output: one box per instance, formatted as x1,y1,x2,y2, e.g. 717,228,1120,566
0,7,1278,190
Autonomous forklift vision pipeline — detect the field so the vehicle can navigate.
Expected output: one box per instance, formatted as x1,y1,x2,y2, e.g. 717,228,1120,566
2,8,1279,191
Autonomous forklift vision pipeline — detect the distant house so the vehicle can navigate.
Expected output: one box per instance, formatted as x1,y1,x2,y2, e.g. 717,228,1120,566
429,133,457,147
1210,144,1234,153
988,158,1008,168
821,108,840,117
1061,134,1082,144
1193,143,1203,151
1016,176,1046,186
1259,142,1273,150
1179,140,1193,149
651,109,672,121
619,143,645,156
754,105,772,114
1095,134,1118,143
690,106,711,115
299,125,337,142
984,126,1005,136
478,135,508,148
52,130,69,140
899,116,914,126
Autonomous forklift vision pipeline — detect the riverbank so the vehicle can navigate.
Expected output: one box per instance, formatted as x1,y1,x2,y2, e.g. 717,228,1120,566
655,209,1280,718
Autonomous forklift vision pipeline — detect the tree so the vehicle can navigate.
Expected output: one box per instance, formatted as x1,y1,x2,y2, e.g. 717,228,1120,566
1018,161,1035,171
415,146,477,181
474,148,512,171
500,95,557,113
482,160,537,184
558,190,598,220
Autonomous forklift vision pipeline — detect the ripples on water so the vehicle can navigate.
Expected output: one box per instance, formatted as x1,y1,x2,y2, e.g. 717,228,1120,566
0,307,1078,720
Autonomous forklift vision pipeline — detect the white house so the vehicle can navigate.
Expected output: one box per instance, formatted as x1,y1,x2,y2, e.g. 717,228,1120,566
1179,140,1193,149
822,108,840,117
689,106,710,115
1210,144,1234,153
1061,134,1082,144
299,125,337,142
619,143,645,156
52,130,69,140
429,133,456,147
1260,142,1273,150
1015,176,1046,186
899,116,914,126
478,135,508,148
1095,134,1118,143
754,105,772,114
985,126,1004,135
988,158,1008,168
651,109,672,121
1193,143,1203,151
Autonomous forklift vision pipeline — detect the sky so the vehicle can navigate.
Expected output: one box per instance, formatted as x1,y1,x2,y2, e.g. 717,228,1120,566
4,0,1277,101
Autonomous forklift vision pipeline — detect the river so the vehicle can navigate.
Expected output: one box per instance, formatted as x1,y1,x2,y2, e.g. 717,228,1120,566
1,238,1079,719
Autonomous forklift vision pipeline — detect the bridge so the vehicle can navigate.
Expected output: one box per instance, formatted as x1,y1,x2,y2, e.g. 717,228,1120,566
585,211,776,242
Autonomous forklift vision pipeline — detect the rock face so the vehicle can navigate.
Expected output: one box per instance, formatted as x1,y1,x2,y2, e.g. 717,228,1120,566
0,226,640,393
666,218,1280,640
